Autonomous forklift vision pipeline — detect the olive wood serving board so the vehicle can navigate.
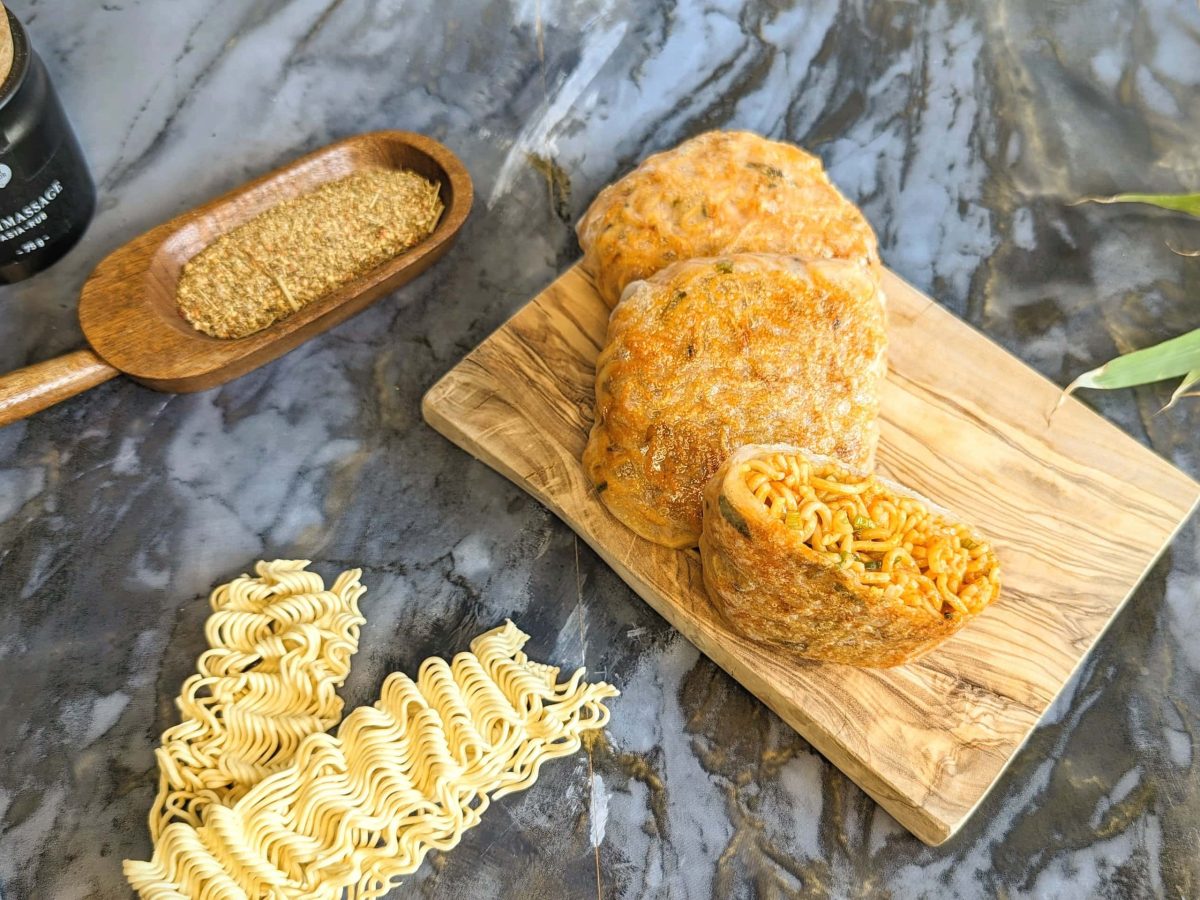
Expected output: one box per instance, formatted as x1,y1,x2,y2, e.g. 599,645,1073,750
421,263,1200,845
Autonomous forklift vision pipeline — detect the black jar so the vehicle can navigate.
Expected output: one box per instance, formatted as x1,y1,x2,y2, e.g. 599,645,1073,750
0,7,94,284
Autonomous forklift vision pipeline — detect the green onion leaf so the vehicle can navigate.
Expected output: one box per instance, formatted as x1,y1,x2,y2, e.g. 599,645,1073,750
714,260,734,274
719,494,752,538
863,559,882,571
1079,192,1200,217
1064,327,1200,397
746,161,784,180
661,289,687,317
852,514,875,531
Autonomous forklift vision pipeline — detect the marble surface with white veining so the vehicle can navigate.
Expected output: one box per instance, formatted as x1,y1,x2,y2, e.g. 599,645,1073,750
1,1,1199,897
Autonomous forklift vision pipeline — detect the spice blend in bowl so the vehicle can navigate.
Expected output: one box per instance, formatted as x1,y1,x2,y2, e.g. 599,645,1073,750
175,167,443,339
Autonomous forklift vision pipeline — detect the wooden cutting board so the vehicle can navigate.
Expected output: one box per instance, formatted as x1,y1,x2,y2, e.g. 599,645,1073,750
421,264,1200,845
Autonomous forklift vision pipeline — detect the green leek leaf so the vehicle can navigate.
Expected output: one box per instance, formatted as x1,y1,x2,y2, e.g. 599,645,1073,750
1081,192,1200,217
1063,190,1200,409
1065,328,1200,396
1164,368,1200,411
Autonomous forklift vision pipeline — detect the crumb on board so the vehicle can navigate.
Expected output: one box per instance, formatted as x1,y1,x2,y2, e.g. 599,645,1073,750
175,167,444,339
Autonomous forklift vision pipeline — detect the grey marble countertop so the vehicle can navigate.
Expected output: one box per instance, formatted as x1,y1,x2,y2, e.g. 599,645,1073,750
2,1,1199,897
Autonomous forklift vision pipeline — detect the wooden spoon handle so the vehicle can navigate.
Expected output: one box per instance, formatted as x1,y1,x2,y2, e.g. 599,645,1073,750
0,348,120,427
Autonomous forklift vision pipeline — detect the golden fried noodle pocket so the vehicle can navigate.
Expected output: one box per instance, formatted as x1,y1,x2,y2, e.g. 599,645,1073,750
584,255,886,549
577,130,880,308
699,445,1001,667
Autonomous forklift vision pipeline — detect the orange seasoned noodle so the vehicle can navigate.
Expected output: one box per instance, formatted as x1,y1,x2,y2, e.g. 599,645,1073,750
740,452,1000,618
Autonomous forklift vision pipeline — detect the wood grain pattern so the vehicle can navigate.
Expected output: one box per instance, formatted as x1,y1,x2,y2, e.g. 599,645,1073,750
0,131,472,427
422,264,1200,845
0,349,118,427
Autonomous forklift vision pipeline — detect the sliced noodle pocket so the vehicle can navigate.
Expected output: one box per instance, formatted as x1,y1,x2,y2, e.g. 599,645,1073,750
698,444,1001,667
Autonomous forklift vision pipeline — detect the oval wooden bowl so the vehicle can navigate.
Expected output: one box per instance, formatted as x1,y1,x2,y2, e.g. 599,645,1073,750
0,130,472,424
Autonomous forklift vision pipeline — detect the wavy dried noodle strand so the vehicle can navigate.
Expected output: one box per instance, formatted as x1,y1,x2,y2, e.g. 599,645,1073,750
124,620,618,900
741,452,999,617
150,559,366,840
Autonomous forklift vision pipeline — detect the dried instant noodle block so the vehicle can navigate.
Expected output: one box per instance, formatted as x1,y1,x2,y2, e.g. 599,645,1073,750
699,445,1001,667
124,621,618,899
577,130,880,307
149,560,366,839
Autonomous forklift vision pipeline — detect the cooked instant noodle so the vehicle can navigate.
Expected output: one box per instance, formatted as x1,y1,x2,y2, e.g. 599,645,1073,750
577,130,881,308
149,559,366,839
124,621,618,899
699,445,1001,667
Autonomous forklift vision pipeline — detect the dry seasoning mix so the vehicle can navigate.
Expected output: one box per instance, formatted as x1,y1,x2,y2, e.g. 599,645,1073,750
176,168,443,339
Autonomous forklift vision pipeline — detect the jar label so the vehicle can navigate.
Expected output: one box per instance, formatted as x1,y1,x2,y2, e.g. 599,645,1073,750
0,177,67,254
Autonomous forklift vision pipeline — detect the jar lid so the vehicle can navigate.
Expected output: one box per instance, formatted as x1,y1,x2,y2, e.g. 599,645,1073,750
0,8,31,114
